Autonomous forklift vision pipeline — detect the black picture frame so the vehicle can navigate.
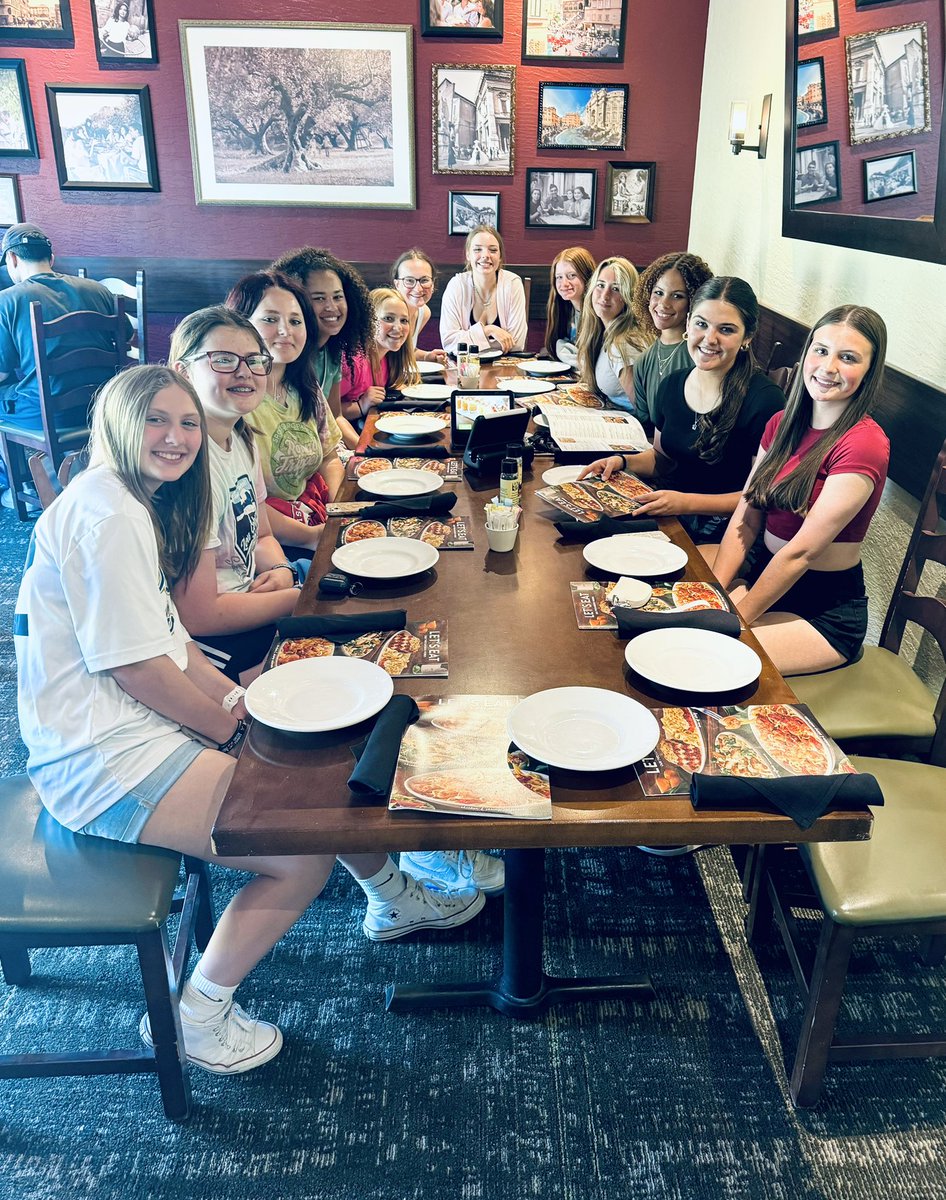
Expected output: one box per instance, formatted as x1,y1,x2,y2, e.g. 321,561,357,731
0,0,74,44
522,0,626,64
796,57,827,130
0,60,39,159
537,82,627,152
863,149,918,202
46,84,160,192
526,167,596,229
91,0,158,66
0,174,23,226
420,0,503,38
448,190,500,234
797,0,838,39
794,140,841,206
604,161,654,224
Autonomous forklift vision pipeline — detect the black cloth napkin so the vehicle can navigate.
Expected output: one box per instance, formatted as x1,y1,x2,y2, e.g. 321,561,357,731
375,400,449,413
689,771,883,831
553,515,660,541
363,444,450,459
616,605,741,639
357,492,458,519
348,695,420,798
277,611,406,645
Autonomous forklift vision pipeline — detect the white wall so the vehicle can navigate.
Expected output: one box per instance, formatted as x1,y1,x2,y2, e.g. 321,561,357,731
690,0,946,388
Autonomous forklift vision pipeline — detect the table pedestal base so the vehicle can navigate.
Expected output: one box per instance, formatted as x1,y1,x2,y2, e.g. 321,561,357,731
384,847,656,1018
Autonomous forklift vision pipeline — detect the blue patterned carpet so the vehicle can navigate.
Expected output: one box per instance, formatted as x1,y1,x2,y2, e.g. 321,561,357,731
2,504,946,1200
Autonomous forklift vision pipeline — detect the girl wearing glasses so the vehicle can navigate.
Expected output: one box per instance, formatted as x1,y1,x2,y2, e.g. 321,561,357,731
543,247,595,367
225,271,344,555
340,288,418,427
169,306,302,684
575,257,653,418
439,224,528,355
392,249,448,365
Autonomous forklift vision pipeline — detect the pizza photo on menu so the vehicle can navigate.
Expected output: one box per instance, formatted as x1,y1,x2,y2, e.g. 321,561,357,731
272,620,448,678
569,579,730,630
537,471,653,523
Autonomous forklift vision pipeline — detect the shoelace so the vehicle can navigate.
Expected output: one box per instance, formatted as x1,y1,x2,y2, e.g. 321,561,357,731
185,999,256,1056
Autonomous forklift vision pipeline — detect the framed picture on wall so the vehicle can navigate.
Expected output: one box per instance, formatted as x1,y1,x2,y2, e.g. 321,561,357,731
421,0,502,37
526,167,595,229
794,140,840,206
92,0,157,65
448,190,500,234
46,84,160,191
604,161,654,223
864,149,917,201
180,22,416,208
0,61,39,158
522,0,626,63
0,0,74,44
797,0,838,39
537,83,627,152
846,22,930,145
0,175,22,227
796,59,827,130
432,64,515,175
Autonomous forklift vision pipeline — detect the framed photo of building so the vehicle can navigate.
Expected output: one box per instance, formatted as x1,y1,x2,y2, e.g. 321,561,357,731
432,64,515,175
846,22,930,146
526,167,595,229
0,60,39,158
0,175,22,226
45,84,160,191
0,0,74,44
794,140,841,206
180,22,416,208
522,0,626,64
421,0,502,37
604,161,653,223
537,82,627,152
448,190,500,234
864,149,917,201
796,58,827,130
91,0,157,65
797,0,838,39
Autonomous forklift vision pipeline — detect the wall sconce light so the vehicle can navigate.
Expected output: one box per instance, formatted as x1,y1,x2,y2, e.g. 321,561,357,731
729,94,772,158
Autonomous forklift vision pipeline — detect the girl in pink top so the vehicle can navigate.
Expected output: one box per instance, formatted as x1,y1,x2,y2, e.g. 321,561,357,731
340,288,417,427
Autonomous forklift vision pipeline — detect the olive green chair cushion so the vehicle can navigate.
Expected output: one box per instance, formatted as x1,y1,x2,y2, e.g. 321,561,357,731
0,775,182,936
789,647,937,743
801,755,946,925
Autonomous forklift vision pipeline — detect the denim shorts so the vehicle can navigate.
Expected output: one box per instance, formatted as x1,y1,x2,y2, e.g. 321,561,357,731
77,740,205,844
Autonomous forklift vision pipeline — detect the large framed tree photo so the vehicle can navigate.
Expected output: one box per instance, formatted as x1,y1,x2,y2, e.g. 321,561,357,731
179,21,416,209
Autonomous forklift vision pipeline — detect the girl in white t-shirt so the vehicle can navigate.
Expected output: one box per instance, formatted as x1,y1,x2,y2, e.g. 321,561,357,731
575,257,652,412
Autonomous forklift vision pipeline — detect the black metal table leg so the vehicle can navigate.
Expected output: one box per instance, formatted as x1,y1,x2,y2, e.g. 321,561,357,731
385,847,656,1017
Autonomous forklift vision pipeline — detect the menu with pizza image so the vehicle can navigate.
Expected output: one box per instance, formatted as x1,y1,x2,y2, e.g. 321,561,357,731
334,515,473,550
549,383,605,409
635,703,856,796
345,456,463,482
272,620,448,678
388,695,552,820
536,471,654,523
569,579,731,630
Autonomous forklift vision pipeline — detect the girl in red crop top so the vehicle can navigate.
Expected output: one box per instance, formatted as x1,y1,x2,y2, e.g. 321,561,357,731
714,305,890,674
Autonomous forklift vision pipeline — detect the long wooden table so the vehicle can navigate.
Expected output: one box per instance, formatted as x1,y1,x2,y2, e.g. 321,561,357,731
213,390,872,1016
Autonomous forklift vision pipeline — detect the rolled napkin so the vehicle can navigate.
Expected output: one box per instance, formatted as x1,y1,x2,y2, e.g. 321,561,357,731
616,606,741,639
277,611,406,646
375,400,449,413
689,771,883,831
553,515,661,541
364,445,450,460
348,695,421,797
357,492,458,520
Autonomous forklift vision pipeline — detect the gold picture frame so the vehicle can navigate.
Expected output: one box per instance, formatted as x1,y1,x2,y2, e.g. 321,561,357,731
845,21,930,147
432,63,515,175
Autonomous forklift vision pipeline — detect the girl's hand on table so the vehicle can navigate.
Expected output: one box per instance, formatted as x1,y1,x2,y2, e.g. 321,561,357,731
578,455,622,482
484,325,515,353
421,349,449,365
249,566,296,593
632,489,691,517
359,386,386,412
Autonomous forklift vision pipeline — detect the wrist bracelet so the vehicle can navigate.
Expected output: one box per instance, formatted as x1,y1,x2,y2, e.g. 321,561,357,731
222,685,246,713
615,454,628,472
217,718,247,755
271,560,298,583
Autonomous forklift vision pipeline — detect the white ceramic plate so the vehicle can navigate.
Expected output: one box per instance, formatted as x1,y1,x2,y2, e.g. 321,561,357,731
245,657,393,733
519,359,570,376
624,628,762,692
396,386,453,403
475,347,503,361
332,536,440,579
507,687,660,772
356,469,444,498
375,413,449,437
582,534,688,577
416,361,445,377
541,465,584,486
533,412,549,428
508,379,556,397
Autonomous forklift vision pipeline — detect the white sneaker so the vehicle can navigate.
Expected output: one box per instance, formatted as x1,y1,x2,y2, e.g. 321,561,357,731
140,998,283,1075
363,876,485,942
400,849,505,895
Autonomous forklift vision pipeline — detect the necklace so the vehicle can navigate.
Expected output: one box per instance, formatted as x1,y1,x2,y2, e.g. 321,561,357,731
473,280,496,309
687,374,721,431
655,339,681,380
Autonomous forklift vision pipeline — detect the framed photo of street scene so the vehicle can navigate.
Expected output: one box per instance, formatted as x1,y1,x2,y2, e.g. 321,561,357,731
521,0,626,64
180,22,416,208
845,22,930,146
604,161,654,223
448,190,500,234
526,167,596,229
432,64,515,175
421,0,502,37
796,58,827,130
863,149,917,202
537,82,627,152
0,0,74,44
0,60,39,158
46,83,160,191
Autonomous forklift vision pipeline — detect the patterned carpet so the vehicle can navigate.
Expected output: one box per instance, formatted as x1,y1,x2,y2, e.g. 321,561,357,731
2,504,946,1200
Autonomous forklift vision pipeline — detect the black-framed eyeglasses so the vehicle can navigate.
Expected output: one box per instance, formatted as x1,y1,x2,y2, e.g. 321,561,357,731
398,275,433,289
188,350,273,376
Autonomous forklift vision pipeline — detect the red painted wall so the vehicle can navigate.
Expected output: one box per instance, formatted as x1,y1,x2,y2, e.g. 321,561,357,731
5,1,709,266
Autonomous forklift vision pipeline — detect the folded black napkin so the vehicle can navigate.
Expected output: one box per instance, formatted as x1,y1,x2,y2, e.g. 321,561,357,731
277,611,406,645
616,605,741,639
689,771,883,831
553,515,660,541
348,695,421,798
364,445,450,460
375,400,449,413
357,492,458,520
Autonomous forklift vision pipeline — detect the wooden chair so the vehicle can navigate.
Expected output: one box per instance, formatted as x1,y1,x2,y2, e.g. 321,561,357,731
522,275,532,322
0,299,129,520
0,775,216,1122
27,449,86,510
747,586,946,1107
788,435,946,759
76,267,148,363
